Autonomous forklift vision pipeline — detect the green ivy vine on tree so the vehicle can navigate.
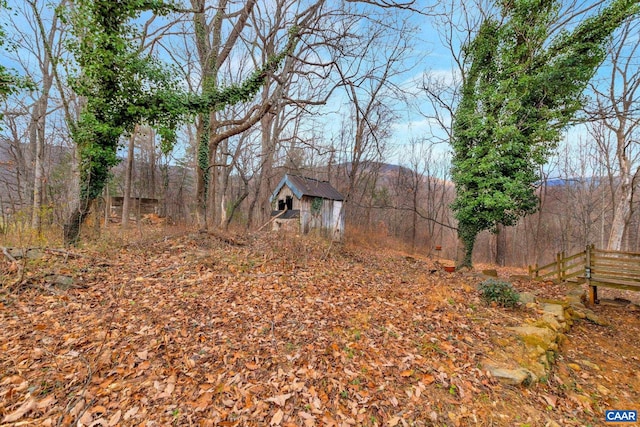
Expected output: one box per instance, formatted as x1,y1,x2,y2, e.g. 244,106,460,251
451,0,640,269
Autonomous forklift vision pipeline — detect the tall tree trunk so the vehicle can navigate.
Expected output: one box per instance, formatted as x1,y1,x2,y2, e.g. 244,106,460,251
225,177,250,229
218,139,230,227
29,0,65,232
456,223,477,270
122,128,136,227
607,152,633,250
149,128,156,200
195,116,208,229
258,111,276,225
64,196,91,246
206,113,221,229
30,99,46,231
30,44,55,231
192,0,258,231
62,133,83,246
192,0,213,229
410,167,420,253
495,223,507,266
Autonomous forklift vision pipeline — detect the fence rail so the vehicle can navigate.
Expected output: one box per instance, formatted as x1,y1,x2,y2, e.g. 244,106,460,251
528,249,587,283
529,245,640,304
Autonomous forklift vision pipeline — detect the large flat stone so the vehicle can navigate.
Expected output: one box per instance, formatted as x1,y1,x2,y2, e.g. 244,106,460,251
486,366,534,385
535,313,562,332
508,326,557,351
542,303,565,319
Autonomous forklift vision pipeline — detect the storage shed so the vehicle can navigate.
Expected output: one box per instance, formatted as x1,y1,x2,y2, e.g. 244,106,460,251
270,174,345,240
108,196,159,221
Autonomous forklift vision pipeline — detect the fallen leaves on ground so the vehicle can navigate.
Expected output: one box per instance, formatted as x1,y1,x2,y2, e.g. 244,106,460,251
0,228,638,426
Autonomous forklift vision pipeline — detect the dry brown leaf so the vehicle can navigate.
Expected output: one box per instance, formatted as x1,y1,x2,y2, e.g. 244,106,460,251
541,394,557,408
389,396,399,407
108,410,122,426
156,374,177,398
245,362,259,370
266,393,293,407
322,412,338,426
70,399,85,418
298,411,314,420
91,405,107,415
194,392,214,410
270,409,284,426
2,397,36,422
0,375,24,386
36,395,56,410
79,408,94,425
123,406,139,420
388,416,401,426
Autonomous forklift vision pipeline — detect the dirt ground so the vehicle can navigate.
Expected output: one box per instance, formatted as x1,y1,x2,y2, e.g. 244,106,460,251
1,228,639,426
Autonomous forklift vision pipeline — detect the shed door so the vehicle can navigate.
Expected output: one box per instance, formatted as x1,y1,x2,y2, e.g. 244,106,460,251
332,202,342,231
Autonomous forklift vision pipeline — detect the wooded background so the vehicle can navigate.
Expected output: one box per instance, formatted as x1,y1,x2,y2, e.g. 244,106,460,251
1,0,638,267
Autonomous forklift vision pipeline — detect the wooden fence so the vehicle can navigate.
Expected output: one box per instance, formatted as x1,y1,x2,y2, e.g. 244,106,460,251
528,248,587,283
529,245,640,304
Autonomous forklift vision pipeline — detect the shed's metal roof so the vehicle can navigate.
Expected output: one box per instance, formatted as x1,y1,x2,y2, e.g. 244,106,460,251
270,174,344,202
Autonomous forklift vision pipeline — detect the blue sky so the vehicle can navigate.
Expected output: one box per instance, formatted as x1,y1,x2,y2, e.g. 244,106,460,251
1,0,636,175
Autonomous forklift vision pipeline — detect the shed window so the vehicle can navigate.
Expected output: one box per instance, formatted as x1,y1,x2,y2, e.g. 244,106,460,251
278,196,293,210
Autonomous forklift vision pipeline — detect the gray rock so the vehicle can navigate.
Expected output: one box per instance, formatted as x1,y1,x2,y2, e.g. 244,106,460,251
51,275,75,289
5,248,44,259
487,366,534,385
569,308,587,319
542,303,565,319
585,310,609,326
482,269,498,277
519,292,536,304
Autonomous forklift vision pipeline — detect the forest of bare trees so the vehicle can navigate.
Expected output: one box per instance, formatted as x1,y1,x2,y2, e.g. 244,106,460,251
1,0,638,268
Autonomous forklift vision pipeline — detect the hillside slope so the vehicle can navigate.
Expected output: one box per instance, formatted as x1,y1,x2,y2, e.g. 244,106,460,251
1,228,638,426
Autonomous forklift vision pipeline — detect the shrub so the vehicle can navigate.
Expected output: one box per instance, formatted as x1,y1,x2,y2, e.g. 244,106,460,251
478,279,520,308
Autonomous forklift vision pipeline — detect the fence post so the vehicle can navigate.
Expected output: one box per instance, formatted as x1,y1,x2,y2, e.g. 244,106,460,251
556,252,562,282
586,244,596,304
561,251,566,281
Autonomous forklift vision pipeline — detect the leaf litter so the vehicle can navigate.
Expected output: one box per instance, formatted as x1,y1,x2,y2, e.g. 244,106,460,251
1,229,639,426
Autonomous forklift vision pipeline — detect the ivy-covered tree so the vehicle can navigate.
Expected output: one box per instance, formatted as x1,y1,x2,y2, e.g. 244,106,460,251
63,0,296,245
451,0,640,268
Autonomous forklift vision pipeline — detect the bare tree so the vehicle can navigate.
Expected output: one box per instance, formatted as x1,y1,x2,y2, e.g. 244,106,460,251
121,126,137,227
587,18,640,251
1,0,71,232
333,8,416,208
187,0,323,229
